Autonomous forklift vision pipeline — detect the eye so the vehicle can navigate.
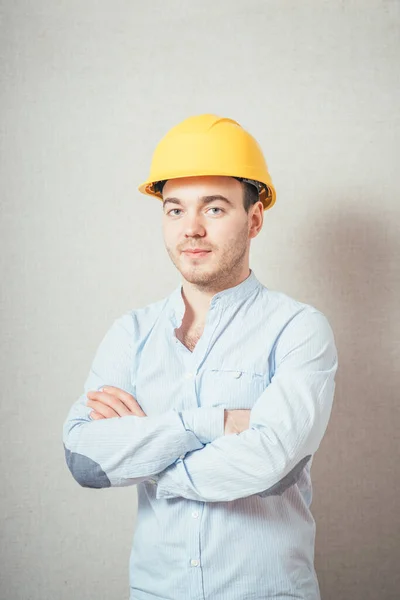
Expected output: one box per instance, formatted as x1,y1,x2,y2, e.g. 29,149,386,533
166,208,183,217
207,207,224,216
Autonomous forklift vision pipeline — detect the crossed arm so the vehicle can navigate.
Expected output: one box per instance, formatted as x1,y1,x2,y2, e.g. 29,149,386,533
63,310,337,501
86,386,250,436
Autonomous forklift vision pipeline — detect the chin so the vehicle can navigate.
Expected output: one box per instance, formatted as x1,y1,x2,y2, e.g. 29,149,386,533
179,266,219,286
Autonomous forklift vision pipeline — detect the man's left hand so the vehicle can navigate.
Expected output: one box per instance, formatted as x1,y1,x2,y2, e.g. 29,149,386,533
86,386,146,420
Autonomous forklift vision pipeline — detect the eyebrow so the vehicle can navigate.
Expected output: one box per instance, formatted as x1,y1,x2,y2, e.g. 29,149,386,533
162,195,234,208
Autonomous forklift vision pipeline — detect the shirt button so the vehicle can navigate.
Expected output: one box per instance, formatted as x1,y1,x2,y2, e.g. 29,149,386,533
190,559,200,567
232,371,242,378
192,511,199,519
184,372,194,379
179,454,185,460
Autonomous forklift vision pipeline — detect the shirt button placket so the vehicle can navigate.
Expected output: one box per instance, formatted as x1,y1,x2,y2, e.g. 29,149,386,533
187,502,204,600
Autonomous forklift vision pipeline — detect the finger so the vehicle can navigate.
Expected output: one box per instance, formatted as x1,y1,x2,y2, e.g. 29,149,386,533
86,388,146,417
86,391,132,417
86,399,120,419
103,385,144,415
87,391,145,418
101,386,146,416
90,410,105,420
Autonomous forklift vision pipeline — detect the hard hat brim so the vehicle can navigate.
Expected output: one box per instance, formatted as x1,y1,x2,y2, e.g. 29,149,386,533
138,174,276,211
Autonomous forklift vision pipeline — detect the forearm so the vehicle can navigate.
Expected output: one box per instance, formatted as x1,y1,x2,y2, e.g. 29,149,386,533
62,311,225,488
155,318,338,503
63,396,224,488
154,426,314,502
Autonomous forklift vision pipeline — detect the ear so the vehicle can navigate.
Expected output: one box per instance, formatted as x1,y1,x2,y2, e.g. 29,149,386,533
248,201,264,239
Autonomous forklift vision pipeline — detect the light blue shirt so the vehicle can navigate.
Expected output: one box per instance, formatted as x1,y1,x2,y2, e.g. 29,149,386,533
63,270,338,600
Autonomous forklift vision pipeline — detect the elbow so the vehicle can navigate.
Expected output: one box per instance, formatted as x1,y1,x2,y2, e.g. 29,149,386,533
257,454,312,498
64,444,111,489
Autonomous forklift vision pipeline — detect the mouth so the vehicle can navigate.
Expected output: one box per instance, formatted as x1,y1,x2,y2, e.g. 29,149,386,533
182,249,212,258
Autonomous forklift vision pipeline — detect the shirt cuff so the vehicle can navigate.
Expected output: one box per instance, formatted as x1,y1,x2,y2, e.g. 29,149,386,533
180,406,225,445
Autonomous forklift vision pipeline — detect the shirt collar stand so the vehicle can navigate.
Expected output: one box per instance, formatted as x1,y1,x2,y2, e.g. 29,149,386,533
169,270,261,324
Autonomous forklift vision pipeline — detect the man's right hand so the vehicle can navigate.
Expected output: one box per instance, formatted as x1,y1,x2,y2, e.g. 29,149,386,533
224,410,251,435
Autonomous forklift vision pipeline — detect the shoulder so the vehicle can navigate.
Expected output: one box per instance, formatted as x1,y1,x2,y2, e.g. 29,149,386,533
257,284,332,327
112,295,171,340
255,284,336,354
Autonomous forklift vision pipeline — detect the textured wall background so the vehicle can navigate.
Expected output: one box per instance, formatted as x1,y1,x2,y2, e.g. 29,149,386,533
1,1,399,599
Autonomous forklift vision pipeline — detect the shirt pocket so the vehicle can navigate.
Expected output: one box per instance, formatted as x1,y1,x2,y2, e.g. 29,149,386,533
198,368,267,410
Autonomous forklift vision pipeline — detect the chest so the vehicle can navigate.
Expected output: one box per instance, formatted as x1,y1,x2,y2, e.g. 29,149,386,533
175,323,204,352
134,316,274,417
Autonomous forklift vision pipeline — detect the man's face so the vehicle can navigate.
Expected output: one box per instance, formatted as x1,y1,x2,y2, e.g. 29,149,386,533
162,175,263,290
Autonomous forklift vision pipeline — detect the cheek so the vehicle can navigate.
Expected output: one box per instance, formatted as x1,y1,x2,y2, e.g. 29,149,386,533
162,222,178,247
212,220,247,247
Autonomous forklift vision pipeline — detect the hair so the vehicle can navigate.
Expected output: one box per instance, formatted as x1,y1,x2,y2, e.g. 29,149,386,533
154,178,261,212
242,181,260,213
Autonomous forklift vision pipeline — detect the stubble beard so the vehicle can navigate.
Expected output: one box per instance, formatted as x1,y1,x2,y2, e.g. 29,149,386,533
165,222,250,292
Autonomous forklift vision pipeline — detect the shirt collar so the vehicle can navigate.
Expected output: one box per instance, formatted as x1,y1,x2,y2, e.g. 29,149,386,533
169,270,261,325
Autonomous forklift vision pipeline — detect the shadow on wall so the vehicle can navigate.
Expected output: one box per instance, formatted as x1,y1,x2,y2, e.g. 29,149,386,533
306,208,400,600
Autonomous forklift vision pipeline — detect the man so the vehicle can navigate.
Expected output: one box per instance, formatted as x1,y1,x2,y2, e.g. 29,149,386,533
63,114,338,600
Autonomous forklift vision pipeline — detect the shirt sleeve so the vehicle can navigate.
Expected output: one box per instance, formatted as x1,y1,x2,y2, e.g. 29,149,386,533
62,312,224,489
155,309,338,502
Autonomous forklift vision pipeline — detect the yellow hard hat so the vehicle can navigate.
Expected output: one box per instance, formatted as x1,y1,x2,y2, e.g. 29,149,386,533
138,114,276,210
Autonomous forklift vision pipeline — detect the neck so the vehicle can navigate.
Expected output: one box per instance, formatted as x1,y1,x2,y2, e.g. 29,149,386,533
180,266,251,322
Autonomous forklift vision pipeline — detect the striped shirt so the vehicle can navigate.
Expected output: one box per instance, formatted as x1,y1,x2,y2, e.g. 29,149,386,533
63,270,338,600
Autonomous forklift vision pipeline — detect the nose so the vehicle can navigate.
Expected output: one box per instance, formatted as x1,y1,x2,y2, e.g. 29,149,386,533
183,211,206,238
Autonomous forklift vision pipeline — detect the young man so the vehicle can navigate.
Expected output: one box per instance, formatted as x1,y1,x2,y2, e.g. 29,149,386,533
63,114,338,600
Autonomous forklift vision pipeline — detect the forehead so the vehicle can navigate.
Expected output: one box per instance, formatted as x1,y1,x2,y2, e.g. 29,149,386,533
162,175,243,202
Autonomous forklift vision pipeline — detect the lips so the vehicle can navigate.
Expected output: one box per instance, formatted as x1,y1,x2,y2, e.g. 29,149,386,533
181,247,212,252
183,249,211,253
182,249,212,258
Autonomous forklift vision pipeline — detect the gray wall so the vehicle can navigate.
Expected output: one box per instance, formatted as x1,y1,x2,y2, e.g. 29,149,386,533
1,1,399,599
